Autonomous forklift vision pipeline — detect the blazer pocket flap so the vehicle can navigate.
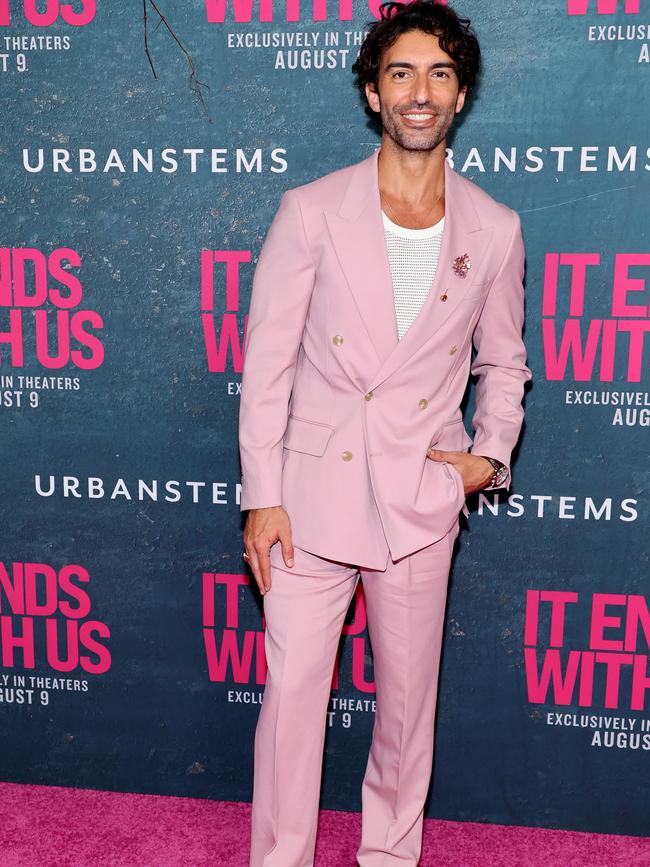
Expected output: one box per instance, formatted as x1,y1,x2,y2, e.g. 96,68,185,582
283,415,334,456
429,419,473,451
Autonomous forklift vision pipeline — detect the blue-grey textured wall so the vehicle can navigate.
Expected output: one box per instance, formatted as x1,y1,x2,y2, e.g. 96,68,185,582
0,0,648,837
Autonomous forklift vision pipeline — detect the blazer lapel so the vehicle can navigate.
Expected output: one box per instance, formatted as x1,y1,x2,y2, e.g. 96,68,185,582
324,149,399,367
324,147,493,392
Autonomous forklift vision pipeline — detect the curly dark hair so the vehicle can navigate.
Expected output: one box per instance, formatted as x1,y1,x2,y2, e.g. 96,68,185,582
351,0,481,113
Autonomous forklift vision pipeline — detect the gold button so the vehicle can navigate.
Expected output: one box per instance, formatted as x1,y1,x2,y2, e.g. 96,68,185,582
341,450,353,461
418,398,428,410
332,334,344,346
364,391,373,401
449,345,458,355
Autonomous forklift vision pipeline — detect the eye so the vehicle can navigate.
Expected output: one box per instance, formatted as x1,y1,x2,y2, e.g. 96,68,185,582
433,70,450,78
392,71,409,79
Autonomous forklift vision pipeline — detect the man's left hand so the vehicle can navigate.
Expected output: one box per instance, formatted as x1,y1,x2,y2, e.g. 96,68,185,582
426,449,494,495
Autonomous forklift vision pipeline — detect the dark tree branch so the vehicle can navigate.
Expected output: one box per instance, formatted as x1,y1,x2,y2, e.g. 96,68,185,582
143,0,212,121
143,0,157,79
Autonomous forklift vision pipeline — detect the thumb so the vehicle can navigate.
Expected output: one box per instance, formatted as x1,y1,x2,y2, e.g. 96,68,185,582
427,448,447,461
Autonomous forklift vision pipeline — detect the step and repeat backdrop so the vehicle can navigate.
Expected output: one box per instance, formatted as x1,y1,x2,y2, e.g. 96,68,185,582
1,0,648,838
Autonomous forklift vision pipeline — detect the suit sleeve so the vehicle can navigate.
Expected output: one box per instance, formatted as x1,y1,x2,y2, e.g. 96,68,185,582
469,208,532,490
238,189,316,511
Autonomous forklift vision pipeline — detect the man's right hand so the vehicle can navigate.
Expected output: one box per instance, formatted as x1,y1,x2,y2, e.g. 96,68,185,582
243,505,294,595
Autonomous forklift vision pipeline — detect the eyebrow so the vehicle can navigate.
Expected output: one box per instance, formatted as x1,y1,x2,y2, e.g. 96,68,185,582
384,61,457,71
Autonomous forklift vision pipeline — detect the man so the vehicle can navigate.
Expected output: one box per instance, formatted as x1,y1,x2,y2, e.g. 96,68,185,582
238,1,532,864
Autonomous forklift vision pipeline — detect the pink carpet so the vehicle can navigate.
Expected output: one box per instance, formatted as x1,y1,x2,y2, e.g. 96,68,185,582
1,782,648,866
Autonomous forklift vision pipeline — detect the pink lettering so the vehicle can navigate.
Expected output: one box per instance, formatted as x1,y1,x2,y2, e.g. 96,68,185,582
624,596,650,652
203,312,246,373
568,0,639,15
78,620,111,673
1,0,96,26
525,647,581,704
542,318,603,380
590,593,626,651
617,319,650,382
203,628,256,682
612,253,650,317
524,589,540,645
350,636,374,692
631,654,650,711
578,650,595,705
0,247,103,370
595,651,633,708
203,0,426,24
542,590,579,646
0,614,35,667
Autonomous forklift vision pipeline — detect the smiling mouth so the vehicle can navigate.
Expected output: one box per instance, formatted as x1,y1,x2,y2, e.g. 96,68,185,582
401,113,436,125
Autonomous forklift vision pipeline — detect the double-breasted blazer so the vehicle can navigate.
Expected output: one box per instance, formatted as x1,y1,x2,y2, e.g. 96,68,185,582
238,147,532,569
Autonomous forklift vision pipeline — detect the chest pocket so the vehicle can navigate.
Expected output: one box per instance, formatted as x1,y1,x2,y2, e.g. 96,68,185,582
462,279,491,303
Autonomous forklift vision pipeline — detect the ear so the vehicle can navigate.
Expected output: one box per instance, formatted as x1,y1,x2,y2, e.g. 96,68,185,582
455,85,467,114
365,81,381,114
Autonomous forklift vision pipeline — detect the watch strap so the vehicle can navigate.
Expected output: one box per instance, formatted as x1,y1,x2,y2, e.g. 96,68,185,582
477,455,507,489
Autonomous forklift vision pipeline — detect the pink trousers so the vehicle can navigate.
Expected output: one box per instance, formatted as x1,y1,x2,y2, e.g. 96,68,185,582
249,519,461,867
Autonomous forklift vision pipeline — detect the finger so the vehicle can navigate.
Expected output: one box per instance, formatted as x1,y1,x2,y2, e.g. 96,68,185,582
256,544,272,593
247,549,268,596
431,449,463,463
444,451,464,464
427,448,448,461
278,528,294,568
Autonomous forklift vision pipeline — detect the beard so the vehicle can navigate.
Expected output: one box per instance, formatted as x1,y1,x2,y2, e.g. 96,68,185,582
379,100,456,152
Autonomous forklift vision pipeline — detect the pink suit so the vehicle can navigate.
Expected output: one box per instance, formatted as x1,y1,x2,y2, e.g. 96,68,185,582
238,147,532,865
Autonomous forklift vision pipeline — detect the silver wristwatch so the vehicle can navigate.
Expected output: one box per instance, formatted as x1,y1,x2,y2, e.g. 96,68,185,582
478,455,508,489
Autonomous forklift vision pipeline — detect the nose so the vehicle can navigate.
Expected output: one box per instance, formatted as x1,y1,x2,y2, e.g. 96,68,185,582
410,74,433,108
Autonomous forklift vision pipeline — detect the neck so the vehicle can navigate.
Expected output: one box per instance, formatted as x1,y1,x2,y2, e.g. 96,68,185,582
377,137,446,208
